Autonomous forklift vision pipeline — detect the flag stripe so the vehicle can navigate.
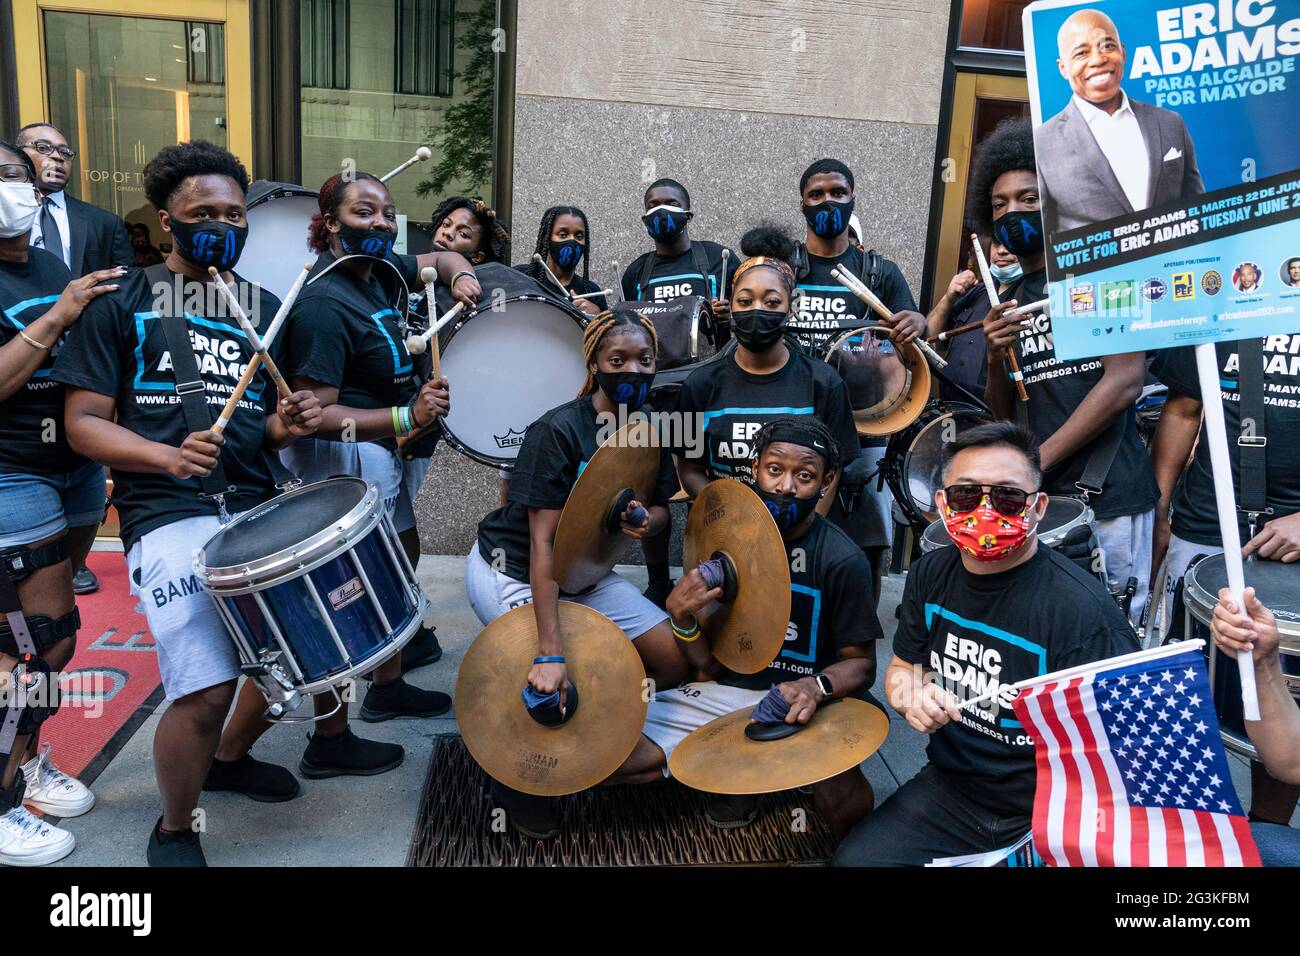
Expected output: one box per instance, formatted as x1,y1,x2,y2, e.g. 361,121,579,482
1076,678,1131,867
1017,685,1068,867
1059,678,1102,867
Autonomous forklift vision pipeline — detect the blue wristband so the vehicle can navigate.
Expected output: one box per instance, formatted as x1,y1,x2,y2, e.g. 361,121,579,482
533,656,565,664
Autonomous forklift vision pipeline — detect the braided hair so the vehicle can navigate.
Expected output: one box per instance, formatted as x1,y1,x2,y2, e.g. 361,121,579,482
579,309,659,397
752,416,842,475
430,195,511,263
308,170,385,253
529,205,591,285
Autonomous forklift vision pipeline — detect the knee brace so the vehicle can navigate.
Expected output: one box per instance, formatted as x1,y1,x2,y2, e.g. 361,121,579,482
0,538,69,584
0,607,80,657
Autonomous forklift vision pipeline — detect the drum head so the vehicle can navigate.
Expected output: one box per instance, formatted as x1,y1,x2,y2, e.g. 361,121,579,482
1186,554,1300,638
240,184,319,301
900,406,992,523
439,296,587,467
824,327,930,436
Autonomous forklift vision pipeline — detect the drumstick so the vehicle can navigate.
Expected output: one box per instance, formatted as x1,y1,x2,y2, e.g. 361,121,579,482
926,299,1050,346
208,268,293,401
569,288,613,301
532,253,573,298
415,267,443,376
972,234,1029,402
404,301,465,356
213,262,312,433
609,260,621,303
830,264,948,370
379,146,432,183
719,248,730,302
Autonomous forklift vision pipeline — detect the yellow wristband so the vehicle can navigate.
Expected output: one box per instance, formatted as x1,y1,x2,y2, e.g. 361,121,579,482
671,616,700,642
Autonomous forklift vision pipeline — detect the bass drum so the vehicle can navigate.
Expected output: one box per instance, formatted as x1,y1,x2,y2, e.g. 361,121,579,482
241,181,319,301
439,294,588,468
883,401,989,529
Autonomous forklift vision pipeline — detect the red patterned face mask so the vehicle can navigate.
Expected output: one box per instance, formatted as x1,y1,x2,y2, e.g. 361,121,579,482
941,493,1037,561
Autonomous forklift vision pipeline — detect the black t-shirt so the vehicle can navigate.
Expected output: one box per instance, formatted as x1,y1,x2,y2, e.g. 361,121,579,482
51,267,284,551
939,288,991,401
283,253,419,412
621,240,737,303
0,249,84,474
720,514,882,690
792,245,917,354
1153,337,1300,545
512,263,607,312
672,349,860,487
1007,269,1158,519
894,545,1138,816
476,396,680,583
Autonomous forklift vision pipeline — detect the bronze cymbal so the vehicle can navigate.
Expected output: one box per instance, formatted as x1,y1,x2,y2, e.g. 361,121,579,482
824,326,931,436
455,601,648,796
668,698,889,794
552,418,662,594
683,479,790,674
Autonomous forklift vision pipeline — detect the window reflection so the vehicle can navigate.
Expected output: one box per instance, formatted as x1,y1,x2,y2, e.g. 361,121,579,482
960,0,1029,53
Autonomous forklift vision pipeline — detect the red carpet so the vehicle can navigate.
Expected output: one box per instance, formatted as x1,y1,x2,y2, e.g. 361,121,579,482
42,550,162,783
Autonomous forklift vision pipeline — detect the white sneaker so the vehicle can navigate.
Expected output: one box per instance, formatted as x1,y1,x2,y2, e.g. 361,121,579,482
22,744,95,817
0,805,75,866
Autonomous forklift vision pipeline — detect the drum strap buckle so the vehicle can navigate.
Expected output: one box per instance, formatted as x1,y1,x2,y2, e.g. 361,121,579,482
198,491,233,525
1241,507,1274,540
1072,482,1098,503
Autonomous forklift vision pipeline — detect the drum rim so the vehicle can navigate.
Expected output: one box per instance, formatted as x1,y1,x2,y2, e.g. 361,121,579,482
1184,554,1300,639
246,183,318,210
822,325,930,436
898,404,994,524
194,477,384,592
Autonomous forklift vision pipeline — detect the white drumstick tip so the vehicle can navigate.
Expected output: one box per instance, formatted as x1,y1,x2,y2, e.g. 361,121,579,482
407,335,427,355
416,146,432,161
420,266,437,286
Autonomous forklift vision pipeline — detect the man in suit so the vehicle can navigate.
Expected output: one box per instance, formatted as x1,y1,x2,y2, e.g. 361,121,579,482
1035,8,1204,235
17,122,128,594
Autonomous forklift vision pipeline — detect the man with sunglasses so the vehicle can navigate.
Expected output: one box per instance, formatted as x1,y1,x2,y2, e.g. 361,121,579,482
834,422,1137,866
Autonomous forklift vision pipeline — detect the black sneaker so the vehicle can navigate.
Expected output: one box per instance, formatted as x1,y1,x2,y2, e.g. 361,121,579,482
72,566,99,595
202,753,301,802
146,817,207,867
400,625,443,674
643,580,675,610
359,677,451,722
705,793,760,829
490,780,560,840
299,728,404,779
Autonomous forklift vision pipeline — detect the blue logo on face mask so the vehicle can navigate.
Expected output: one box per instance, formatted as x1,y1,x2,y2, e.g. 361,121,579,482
558,244,575,267
191,230,218,261
814,211,828,235
360,235,392,256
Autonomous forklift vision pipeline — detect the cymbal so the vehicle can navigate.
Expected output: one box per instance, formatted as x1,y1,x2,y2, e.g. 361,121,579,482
683,479,790,674
824,326,931,436
455,602,648,796
669,698,889,794
552,418,662,594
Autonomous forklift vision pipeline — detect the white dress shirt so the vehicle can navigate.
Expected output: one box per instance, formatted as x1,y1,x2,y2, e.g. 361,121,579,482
1073,91,1151,212
30,189,72,269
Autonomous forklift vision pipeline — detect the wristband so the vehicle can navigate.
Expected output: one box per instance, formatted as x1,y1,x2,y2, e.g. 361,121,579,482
400,405,414,434
391,406,404,436
451,270,475,287
533,656,565,664
19,329,50,351
670,616,701,642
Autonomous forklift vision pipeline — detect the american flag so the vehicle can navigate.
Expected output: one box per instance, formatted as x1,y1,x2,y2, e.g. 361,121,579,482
1010,640,1261,867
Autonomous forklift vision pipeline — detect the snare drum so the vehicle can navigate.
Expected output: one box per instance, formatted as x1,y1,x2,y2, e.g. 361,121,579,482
1183,554,1300,758
240,181,319,300
438,294,588,467
822,326,931,437
883,400,989,528
919,495,1104,583
195,478,426,717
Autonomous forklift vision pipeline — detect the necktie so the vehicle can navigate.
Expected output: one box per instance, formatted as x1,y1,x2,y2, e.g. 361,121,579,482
40,197,65,267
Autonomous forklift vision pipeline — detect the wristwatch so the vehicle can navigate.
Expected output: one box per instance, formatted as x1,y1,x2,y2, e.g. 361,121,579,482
813,672,834,701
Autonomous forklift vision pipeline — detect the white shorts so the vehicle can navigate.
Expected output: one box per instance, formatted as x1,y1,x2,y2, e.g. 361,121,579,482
463,545,667,639
642,681,768,773
280,438,429,534
1147,532,1223,647
127,513,245,701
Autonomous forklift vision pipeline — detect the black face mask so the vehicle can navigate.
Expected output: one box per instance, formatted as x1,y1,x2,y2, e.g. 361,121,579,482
552,238,584,271
731,307,788,352
338,222,396,259
756,488,820,530
168,218,248,272
642,206,688,242
992,209,1044,257
594,369,654,411
802,198,854,239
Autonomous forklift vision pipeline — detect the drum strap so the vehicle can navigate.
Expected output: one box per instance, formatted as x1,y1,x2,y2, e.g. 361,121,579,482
1015,396,1123,500
635,241,714,301
790,242,880,292
1236,338,1270,532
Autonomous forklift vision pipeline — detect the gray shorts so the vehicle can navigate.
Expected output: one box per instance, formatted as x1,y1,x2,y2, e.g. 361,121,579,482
1096,508,1155,627
280,438,429,534
463,545,667,639
127,513,245,701
1147,531,1222,647
642,681,767,774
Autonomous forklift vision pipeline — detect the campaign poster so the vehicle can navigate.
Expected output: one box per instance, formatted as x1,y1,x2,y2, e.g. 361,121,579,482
1023,0,1300,360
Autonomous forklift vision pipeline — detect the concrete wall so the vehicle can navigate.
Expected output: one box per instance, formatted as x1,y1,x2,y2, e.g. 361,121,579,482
419,0,953,554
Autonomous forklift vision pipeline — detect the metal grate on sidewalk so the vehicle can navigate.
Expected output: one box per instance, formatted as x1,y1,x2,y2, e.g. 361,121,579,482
407,735,836,867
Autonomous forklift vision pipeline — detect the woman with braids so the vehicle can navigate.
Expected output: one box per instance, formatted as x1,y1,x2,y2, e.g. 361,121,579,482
276,170,481,767
606,416,882,837
515,204,606,317
672,225,860,524
430,195,510,265
467,309,688,839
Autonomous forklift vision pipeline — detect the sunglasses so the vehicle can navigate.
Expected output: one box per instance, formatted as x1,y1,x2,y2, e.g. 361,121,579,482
942,483,1039,516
